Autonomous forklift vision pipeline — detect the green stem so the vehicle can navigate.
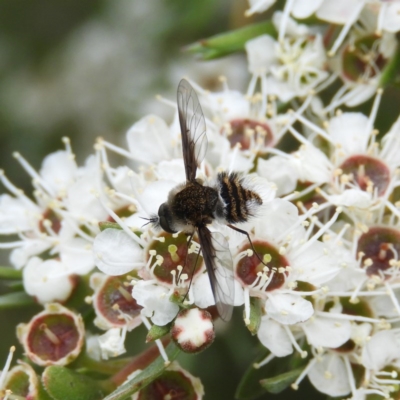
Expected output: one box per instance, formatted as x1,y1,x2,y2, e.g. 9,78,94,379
110,338,171,387
0,266,22,279
379,33,400,88
103,341,180,400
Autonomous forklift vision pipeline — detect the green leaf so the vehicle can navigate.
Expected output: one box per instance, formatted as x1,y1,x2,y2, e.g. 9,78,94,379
42,366,110,400
103,342,181,400
99,222,123,231
185,21,277,60
0,291,35,309
3,280,24,290
236,349,308,400
260,367,303,394
246,297,262,335
0,266,23,279
37,380,54,400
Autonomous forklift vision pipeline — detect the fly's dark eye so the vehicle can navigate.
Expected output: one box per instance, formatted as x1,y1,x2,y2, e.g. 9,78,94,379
158,203,176,234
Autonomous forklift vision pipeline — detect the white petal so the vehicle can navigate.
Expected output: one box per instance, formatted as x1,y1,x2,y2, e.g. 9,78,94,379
343,84,377,107
290,145,331,184
93,229,143,275
308,353,351,396
137,180,177,216
291,240,340,286
245,35,277,75
131,282,179,326
193,273,214,309
369,294,400,319
10,240,51,269
23,257,74,304
206,90,250,121
380,3,400,33
273,11,309,36
257,157,298,196
328,189,372,209
59,237,94,275
302,316,351,348
98,328,126,359
265,77,297,102
0,195,38,234
379,32,397,58
66,173,108,221
316,0,364,24
325,263,363,293
40,151,77,196
154,159,185,183
265,293,314,325
361,330,400,370
328,112,369,155
254,199,300,240
246,0,276,15
126,115,173,165
350,323,372,347
291,0,324,19
258,317,293,357
109,166,146,195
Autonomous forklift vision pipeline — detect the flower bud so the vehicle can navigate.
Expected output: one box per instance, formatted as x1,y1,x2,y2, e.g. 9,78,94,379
171,308,214,353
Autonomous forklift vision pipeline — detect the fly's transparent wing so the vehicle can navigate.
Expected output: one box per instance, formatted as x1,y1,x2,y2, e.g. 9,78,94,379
197,227,234,322
177,79,208,182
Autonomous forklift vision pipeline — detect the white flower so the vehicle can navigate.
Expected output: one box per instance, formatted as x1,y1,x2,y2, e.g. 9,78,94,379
327,12,397,107
245,12,328,102
234,199,341,326
0,143,100,284
23,257,75,304
132,281,180,326
278,97,400,213
98,328,127,359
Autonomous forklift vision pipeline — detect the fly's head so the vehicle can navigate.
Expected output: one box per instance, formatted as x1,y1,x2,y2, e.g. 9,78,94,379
157,202,177,234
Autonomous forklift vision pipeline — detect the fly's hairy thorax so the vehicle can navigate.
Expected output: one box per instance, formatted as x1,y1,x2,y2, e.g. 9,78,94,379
171,182,220,226
217,172,262,224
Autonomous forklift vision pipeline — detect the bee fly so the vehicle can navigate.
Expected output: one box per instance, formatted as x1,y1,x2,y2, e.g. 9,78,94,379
151,79,263,321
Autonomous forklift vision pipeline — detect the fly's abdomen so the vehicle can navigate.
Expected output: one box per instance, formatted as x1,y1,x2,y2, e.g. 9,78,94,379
217,172,262,224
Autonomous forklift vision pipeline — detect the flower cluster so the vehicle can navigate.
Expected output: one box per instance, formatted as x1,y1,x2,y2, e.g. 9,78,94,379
1,1,400,399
